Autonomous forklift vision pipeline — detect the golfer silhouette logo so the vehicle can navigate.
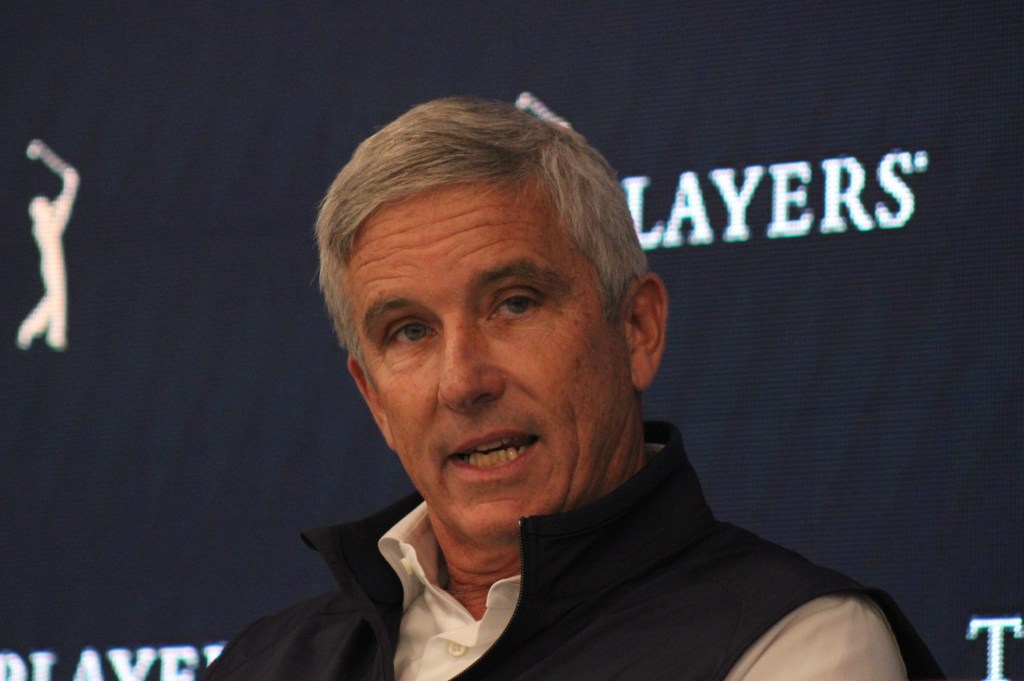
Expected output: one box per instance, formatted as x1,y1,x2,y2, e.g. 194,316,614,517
17,139,78,351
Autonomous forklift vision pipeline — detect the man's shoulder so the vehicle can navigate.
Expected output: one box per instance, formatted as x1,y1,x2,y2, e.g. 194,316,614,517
722,594,908,681
613,520,861,638
693,521,860,592
203,496,418,680
204,591,367,679
637,522,942,680
648,520,861,598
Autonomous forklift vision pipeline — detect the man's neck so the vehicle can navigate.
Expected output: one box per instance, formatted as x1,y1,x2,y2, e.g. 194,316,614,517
428,437,661,620
434,529,520,620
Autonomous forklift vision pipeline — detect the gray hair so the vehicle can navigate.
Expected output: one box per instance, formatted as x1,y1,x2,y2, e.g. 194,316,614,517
316,96,646,358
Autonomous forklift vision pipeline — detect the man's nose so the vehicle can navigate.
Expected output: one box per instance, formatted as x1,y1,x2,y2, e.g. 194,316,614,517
437,323,505,413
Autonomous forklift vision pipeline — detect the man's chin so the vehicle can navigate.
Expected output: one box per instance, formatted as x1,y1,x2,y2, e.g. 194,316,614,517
435,503,527,549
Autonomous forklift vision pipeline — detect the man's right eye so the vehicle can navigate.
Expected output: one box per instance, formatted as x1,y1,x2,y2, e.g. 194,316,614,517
393,322,430,343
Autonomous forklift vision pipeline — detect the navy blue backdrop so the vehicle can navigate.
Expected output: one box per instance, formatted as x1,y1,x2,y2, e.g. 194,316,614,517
2,3,1021,680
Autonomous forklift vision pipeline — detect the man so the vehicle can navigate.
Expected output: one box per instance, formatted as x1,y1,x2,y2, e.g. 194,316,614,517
205,97,943,680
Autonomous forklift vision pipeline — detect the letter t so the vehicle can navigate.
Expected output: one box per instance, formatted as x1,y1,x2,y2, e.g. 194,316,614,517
967,616,1024,681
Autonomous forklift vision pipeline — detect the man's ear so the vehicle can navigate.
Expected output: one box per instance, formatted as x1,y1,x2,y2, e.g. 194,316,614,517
348,355,395,450
622,273,669,392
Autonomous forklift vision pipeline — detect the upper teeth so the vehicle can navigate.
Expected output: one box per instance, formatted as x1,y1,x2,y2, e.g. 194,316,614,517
465,444,525,469
474,437,512,452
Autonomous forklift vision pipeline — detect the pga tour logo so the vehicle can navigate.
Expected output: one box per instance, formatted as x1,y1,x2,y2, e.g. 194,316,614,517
14,96,929,352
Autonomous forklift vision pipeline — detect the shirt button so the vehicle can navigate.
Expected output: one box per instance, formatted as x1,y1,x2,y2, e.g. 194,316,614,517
447,641,468,657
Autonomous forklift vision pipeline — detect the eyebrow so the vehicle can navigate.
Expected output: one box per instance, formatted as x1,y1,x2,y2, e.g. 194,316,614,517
360,259,573,341
362,297,416,342
476,259,572,297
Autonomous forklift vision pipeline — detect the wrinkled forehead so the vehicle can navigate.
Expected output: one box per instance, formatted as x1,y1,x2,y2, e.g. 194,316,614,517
343,179,559,263
342,183,595,309
356,188,556,272
349,184,562,268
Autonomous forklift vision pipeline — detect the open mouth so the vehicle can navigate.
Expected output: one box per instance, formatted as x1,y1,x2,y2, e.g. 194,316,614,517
455,435,538,469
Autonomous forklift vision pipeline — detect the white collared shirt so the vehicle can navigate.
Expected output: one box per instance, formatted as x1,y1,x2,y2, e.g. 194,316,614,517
379,503,519,681
378,503,906,681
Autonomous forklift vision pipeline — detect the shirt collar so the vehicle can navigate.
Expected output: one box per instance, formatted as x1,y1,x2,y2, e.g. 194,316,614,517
305,423,704,609
378,501,440,611
378,439,667,612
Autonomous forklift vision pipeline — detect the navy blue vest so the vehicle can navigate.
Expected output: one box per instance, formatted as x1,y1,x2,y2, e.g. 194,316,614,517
207,422,943,680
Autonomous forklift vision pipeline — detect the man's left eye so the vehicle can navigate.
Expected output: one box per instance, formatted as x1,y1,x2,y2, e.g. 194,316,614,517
394,322,430,342
502,296,534,315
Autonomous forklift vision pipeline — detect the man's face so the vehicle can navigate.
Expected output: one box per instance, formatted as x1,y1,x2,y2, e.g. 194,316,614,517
344,183,662,550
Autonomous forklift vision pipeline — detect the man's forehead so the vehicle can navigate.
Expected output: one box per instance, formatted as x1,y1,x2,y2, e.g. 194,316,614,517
340,181,595,331
346,184,568,276
349,181,550,252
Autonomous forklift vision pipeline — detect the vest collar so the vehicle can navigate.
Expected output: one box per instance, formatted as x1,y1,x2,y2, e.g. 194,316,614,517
303,422,713,606
517,421,714,598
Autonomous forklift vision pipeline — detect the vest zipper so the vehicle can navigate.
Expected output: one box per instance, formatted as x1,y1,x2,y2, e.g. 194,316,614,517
447,517,528,680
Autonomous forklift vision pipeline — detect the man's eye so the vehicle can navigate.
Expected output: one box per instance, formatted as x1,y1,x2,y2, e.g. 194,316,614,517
394,322,430,342
502,296,534,315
